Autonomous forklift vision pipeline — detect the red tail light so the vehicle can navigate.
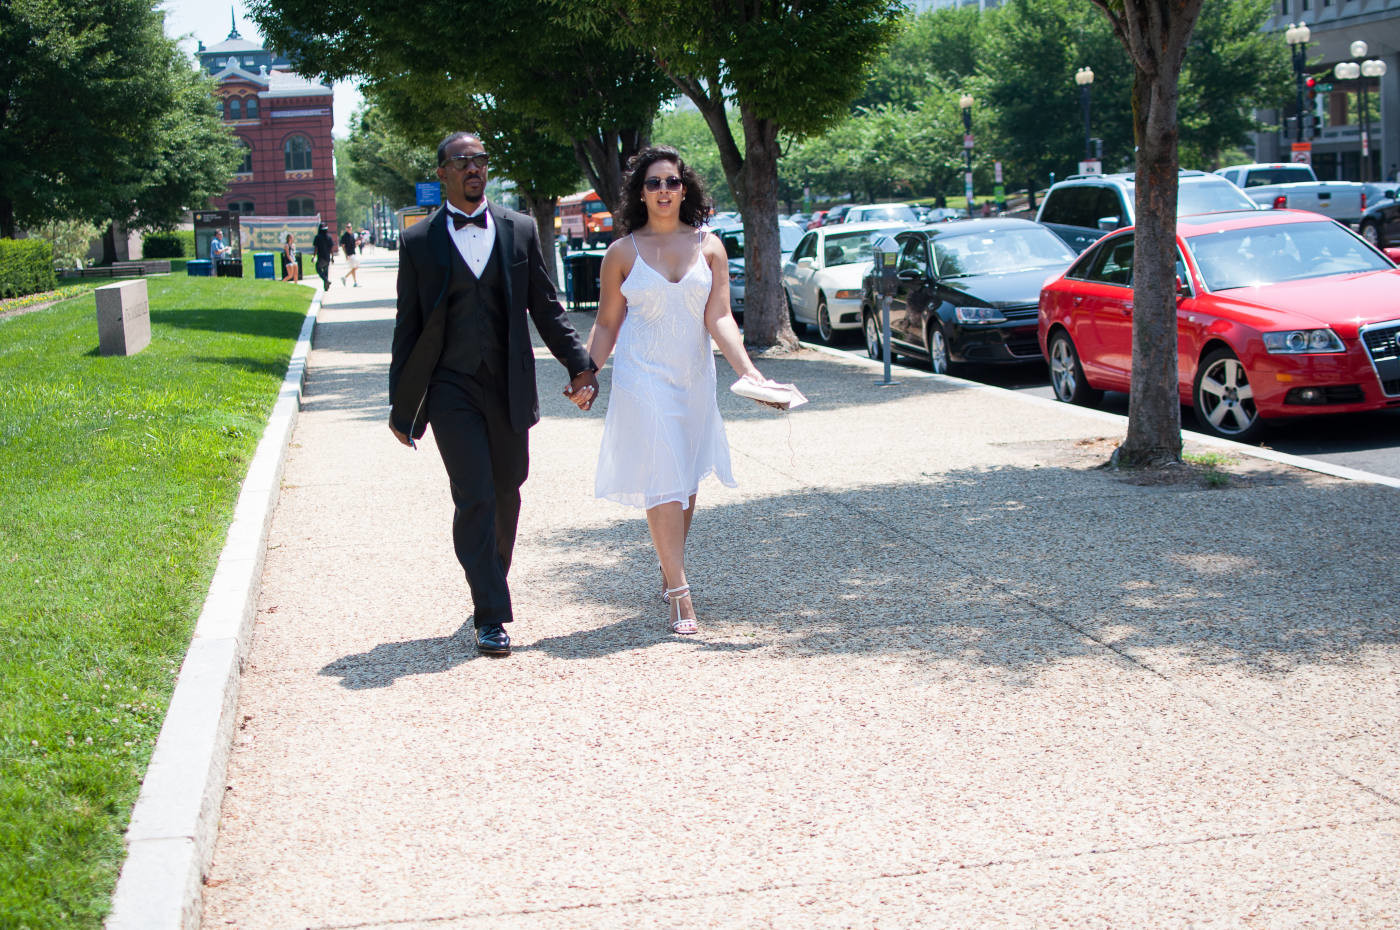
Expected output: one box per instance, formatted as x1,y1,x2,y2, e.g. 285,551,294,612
1362,192,1368,210
1272,195,1287,209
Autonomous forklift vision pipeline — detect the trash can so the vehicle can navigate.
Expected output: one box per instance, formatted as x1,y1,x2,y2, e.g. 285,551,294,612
216,258,243,278
253,253,276,279
186,259,213,277
564,252,604,310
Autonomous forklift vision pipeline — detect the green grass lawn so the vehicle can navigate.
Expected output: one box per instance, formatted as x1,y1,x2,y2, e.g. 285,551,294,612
0,275,313,926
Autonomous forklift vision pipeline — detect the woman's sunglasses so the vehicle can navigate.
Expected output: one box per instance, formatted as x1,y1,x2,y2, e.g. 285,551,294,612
644,176,684,192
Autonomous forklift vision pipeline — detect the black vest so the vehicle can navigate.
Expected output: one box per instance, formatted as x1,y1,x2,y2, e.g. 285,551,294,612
439,237,507,376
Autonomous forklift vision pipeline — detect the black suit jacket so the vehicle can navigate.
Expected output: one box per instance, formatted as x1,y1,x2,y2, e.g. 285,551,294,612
389,203,592,439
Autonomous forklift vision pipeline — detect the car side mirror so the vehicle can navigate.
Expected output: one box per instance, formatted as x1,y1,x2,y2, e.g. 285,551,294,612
1097,215,1122,231
798,257,814,267
896,268,922,281
1176,275,1191,298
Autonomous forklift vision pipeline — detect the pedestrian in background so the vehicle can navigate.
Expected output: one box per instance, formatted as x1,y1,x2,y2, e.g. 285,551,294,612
313,223,335,290
584,144,771,636
340,222,361,287
281,233,301,282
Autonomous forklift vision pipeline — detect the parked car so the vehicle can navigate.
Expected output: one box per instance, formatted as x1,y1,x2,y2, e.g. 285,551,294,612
1359,184,1400,247
717,220,805,322
1036,170,1257,253
786,212,811,229
1038,208,1400,441
923,206,965,223
845,203,920,225
1214,163,1367,225
859,218,1077,372
823,204,853,226
806,210,828,230
783,221,911,342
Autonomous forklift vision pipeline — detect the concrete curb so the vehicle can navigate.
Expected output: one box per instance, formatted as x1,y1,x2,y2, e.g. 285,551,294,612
803,340,1400,490
105,290,322,930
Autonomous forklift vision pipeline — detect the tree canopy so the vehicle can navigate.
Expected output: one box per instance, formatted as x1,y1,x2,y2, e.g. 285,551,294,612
0,0,240,239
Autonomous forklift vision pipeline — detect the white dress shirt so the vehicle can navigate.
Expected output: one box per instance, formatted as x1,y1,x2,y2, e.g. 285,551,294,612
444,203,495,277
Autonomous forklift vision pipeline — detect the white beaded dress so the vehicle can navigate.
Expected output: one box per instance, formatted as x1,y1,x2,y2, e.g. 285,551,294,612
595,232,735,510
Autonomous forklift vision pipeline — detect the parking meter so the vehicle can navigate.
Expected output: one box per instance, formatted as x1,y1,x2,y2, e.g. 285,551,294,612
871,235,901,386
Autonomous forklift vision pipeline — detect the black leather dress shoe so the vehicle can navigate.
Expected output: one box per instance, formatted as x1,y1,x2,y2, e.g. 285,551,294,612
475,623,511,656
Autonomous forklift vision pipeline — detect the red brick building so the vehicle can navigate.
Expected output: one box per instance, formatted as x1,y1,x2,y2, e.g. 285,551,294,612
197,23,335,230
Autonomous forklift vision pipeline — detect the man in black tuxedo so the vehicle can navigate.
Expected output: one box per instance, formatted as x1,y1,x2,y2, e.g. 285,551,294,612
389,132,598,657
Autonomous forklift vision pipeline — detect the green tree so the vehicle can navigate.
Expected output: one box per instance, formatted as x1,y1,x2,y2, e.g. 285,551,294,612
852,5,984,112
1178,0,1289,169
334,138,375,234
571,0,905,349
653,108,738,212
342,104,437,208
249,0,669,220
0,0,239,241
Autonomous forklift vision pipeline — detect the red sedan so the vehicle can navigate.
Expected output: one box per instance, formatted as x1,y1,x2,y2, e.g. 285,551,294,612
1038,209,1400,441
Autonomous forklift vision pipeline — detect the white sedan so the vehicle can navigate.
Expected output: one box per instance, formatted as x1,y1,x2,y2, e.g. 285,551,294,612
783,221,910,342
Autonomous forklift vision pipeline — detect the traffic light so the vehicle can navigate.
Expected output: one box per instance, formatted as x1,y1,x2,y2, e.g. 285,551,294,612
1305,76,1321,137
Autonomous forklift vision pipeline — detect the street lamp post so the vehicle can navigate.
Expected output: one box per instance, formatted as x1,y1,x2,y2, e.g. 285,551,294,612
1075,67,1095,160
960,94,975,218
1336,40,1389,183
1285,22,1311,143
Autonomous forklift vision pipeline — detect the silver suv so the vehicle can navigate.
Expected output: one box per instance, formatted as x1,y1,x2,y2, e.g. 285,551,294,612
1036,170,1257,253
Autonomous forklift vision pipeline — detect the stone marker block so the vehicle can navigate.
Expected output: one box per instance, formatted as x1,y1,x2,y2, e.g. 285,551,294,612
95,279,151,356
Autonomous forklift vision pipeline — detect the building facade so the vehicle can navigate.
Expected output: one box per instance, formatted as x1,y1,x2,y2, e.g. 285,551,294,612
1254,0,1400,183
196,22,336,229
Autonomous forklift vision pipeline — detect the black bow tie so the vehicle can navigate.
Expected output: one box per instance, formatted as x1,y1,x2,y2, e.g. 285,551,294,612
451,211,487,230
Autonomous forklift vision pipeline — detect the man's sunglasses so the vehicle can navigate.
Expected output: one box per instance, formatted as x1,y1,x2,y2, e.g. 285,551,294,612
644,176,683,192
443,153,490,170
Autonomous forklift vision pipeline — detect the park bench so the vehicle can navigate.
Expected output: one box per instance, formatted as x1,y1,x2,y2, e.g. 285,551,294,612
59,260,172,280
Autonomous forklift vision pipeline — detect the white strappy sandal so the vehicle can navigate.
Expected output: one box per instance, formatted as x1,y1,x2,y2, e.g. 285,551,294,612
665,584,698,635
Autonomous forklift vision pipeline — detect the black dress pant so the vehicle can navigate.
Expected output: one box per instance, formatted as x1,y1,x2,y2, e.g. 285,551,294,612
426,366,528,625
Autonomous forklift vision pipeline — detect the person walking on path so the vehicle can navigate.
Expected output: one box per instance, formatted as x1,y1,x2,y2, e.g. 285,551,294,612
388,131,599,658
583,145,771,636
312,223,335,290
281,234,301,282
340,222,361,287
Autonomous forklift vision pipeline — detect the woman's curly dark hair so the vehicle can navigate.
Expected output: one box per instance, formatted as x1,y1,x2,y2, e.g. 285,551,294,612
618,145,712,233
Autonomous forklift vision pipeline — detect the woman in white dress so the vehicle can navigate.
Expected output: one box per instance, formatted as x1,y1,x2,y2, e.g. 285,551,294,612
578,146,767,635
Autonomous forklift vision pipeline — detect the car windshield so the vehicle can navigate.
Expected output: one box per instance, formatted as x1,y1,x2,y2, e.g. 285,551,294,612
823,226,907,266
1186,220,1392,291
716,223,805,260
932,227,1076,278
852,205,918,224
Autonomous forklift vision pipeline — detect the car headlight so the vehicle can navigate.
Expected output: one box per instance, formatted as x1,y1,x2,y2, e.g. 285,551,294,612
833,288,861,300
729,273,745,286
1261,329,1344,353
954,306,1008,324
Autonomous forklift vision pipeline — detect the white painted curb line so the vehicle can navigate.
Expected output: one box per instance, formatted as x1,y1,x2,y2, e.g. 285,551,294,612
105,291,322,929
802,339,1400,490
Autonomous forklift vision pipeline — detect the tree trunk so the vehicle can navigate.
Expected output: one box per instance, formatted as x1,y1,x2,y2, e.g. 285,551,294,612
521,191,561,286
733,108,798,351
1090,0,1204,469
572,123,650,232
0,197,14,240
1115,71,1183,467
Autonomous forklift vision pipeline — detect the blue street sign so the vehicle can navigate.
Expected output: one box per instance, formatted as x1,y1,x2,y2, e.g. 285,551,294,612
416,182,442,207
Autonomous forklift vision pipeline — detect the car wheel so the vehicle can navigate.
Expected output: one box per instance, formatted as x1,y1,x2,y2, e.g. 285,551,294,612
1193,347,1265,443
1047,329,1103,406
926,322,950,375
864,311,882,360
816,295,835,344
1361,221,1384,248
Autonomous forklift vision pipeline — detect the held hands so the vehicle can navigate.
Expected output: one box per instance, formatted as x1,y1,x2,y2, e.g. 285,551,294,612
564,369,599,411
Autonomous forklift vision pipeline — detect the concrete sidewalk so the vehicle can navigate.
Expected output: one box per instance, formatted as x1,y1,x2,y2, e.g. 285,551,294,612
201,258,1400,928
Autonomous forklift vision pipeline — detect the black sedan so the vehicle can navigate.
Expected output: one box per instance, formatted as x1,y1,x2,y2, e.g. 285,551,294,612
1359,182,1400,247
859,218,1077,372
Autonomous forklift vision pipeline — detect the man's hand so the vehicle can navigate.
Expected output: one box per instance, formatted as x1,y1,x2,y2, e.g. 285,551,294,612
563,369,599,411
389,416,414,447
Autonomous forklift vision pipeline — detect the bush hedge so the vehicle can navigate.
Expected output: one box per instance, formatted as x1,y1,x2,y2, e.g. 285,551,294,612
0,239,57,299
142,230,193,259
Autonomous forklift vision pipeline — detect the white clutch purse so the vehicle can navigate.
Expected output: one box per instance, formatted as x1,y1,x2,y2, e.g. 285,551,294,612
730,374,808,410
